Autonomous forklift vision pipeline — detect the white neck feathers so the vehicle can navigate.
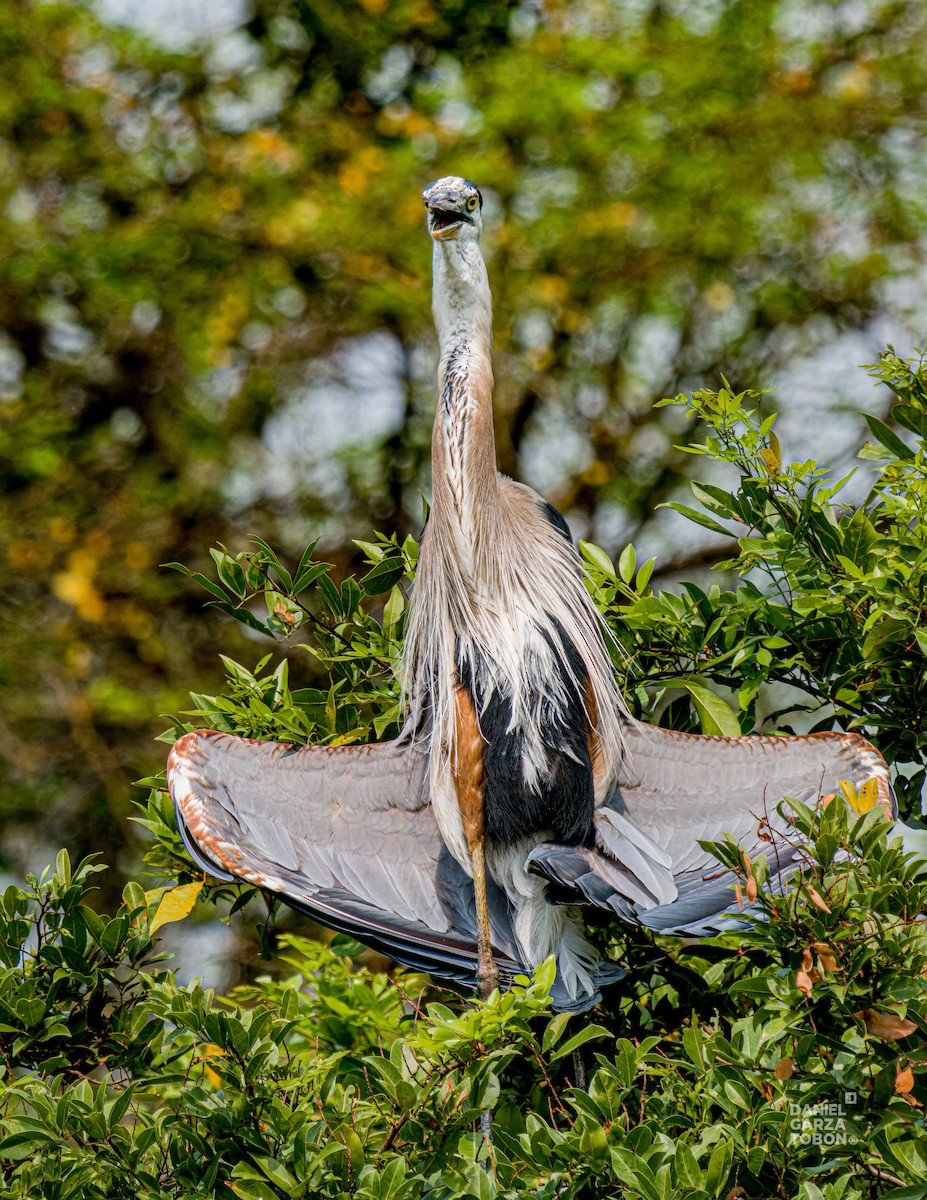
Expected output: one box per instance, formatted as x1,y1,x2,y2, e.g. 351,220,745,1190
432,241,493,363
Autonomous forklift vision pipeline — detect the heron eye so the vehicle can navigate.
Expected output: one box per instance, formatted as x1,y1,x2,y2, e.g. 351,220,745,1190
466,195,478,211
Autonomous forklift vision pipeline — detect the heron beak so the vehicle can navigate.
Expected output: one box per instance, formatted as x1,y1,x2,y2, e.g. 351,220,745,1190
431,221,463,241
427,203,469,241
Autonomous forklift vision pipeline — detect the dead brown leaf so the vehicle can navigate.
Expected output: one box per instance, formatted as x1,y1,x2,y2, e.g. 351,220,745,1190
895,1065,915,1094
806,886,831,913
855,1009,918,1041
812,942,838,972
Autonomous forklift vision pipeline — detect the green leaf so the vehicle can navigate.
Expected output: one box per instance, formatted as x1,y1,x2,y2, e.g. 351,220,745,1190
886,1139,927,1181
551,1023,612,1061
674,1143,703,1191
682,1025,705,1069
250,536,293,590
610,1149,660,1200
379,1158,408,1199
292,562,330,594
229,1183,280,1200
206,601,270,635
580,541,616,576
677,678,741,736
541,1011,572,1053
864,414,915,460
690,482,736,518
613,1038,637,1088
317,574,342,616
892,404,927,438
383,585,405,630
163,563,229,602
294,539,321,581
841,508,877,567
658,502,732,537
635,557,655,592
210,547,247,597
460,1164,495,1200
360,557,406,594
55,849,71,887
330,934,366,957
254,1156,299,1192
0,1132,55,1160
704,1139,733,1197
339,1126,365,1175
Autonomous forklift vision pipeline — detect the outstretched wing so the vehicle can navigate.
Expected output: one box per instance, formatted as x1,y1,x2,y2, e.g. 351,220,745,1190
528,720,894,935
167,730,524,989
168,720,894,1001
621,722,893,933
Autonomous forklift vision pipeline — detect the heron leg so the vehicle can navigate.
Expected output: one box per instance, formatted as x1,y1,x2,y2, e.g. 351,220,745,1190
454,683,500,1000
469,835,499,998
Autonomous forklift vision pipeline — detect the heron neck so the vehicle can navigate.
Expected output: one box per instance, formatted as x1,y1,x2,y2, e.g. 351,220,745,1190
431,240,497,524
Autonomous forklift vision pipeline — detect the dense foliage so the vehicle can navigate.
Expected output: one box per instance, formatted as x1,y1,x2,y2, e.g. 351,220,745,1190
1,352,927,1195
1,789,926,1196
4,0,927,894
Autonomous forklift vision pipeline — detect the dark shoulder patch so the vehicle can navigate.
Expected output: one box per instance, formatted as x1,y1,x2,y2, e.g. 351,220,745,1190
542,501,572,544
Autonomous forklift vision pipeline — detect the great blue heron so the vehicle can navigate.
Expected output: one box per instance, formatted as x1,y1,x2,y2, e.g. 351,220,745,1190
168,176,894,1012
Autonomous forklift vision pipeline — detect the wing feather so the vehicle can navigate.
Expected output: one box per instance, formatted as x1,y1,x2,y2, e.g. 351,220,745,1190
602,719,893,929
167,729,523,989
168,717,894,1002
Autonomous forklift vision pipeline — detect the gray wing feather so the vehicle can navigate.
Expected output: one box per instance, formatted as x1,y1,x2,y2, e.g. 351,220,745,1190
168,729,524,989
602,719,892,930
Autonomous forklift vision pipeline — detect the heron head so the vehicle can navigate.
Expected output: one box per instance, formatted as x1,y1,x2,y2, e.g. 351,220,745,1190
422,176,483,243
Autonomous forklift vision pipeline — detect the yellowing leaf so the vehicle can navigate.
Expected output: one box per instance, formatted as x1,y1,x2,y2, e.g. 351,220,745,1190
854,777,880,815
202,1043,226,1089
150,881,203,935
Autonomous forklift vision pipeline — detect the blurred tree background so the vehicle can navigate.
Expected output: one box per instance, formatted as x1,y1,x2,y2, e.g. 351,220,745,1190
2,0,926,905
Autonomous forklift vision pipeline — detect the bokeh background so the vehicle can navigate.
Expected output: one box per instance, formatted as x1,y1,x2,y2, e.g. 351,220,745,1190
2,0,926,934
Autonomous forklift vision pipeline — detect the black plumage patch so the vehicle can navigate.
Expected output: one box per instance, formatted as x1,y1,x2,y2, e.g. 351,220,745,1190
457,620,594,851
542,501,572,544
